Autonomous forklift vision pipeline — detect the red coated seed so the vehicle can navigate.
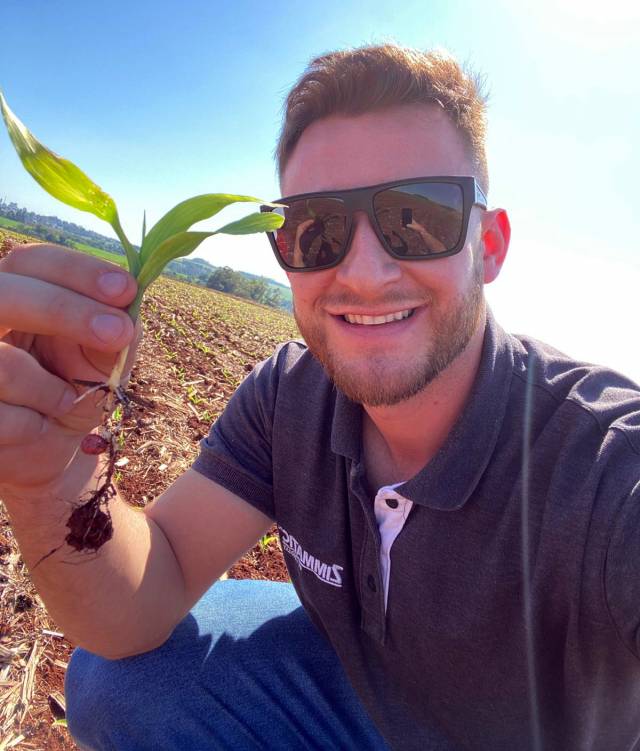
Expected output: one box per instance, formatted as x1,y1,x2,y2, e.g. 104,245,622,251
80,434,110,455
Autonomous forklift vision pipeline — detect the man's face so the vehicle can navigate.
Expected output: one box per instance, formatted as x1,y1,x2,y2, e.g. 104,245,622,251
281,104,487,407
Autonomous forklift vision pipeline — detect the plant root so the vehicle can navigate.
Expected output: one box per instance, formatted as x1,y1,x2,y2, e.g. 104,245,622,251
31,378,152,570
71,379,154,412
31,442,116,570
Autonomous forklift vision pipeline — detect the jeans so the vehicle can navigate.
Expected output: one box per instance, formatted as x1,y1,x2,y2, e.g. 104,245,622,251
65,579,390,750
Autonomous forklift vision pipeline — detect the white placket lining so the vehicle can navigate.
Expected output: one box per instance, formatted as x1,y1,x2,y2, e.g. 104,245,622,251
373,482,414,613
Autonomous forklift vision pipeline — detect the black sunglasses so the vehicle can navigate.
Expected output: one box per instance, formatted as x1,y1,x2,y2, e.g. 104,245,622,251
261,176,487,272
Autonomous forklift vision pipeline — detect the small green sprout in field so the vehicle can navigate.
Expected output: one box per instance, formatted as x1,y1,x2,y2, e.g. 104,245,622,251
195,341,214,356
259,534,279,552
186,385,203,406
0,90,284,564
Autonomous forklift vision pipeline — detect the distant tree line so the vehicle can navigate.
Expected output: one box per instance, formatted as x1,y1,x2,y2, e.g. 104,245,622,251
2,219,75,248
206,266,285,309
0,200,125,255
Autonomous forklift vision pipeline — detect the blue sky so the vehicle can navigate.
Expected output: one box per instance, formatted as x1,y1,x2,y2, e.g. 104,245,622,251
1,0,638,380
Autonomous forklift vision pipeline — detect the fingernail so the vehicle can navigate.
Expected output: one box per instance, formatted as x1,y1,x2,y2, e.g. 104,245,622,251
91,314,125,342
98,272,128,297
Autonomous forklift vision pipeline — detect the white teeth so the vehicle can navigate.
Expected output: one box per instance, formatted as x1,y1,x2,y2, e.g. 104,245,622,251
343,309,413,325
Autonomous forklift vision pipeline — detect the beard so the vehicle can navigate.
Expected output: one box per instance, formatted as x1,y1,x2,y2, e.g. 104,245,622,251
293,255,485,407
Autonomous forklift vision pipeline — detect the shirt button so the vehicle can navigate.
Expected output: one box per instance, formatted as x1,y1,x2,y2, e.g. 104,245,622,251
385,498,399,509
367,574,377,592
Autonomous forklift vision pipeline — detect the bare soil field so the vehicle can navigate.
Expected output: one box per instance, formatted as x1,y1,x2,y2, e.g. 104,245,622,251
0,231,298,750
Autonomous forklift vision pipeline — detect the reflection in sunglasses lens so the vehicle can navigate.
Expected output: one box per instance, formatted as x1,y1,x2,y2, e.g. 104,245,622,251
275,198,347,268
374,183,463,256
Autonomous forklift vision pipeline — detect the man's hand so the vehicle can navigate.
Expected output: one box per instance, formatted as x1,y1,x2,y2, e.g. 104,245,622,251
0,242,139,491
0,242,273,658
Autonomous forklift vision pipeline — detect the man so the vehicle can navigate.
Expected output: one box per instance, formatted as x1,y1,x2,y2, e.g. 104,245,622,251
1,44,639,750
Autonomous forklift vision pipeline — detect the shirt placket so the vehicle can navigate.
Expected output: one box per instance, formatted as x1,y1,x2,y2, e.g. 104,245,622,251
349,461,391,643
373,485,413,613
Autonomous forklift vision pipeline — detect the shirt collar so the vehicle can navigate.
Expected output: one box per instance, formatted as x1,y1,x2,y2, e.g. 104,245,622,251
330,308,514,510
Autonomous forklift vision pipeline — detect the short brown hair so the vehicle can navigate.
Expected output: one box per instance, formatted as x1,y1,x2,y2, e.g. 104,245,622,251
276,43,489,193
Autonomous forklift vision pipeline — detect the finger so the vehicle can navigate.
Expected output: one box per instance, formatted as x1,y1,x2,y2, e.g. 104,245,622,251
0,402,46,446
0,243,137,308
0,418,82,491
0,273,135,352
0,342,78,418
69,315,144,382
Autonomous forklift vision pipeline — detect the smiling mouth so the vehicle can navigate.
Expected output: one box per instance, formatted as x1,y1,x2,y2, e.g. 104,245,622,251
342,308,415,325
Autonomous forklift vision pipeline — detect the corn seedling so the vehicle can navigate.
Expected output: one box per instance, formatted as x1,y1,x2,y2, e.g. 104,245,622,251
259,534,279,551
200,409,215,424
186,385,203,406
195,341,214,356
0,91,284,564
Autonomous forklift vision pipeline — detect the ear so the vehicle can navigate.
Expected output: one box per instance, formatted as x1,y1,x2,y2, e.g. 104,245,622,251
480,209,510,284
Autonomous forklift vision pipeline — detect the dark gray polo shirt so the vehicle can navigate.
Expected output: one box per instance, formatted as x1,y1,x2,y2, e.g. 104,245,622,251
192,310,640,751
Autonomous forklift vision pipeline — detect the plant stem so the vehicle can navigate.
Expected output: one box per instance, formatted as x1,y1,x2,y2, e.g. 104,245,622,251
127,286,146,322
110,213,140,277
107,344,130,391
106,288,145,392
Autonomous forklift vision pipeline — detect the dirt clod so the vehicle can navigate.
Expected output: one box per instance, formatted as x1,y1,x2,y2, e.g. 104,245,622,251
14,594,33,612
65,501,114,553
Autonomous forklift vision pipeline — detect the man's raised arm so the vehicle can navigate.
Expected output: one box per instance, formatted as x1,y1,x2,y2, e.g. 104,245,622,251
0,243,271,659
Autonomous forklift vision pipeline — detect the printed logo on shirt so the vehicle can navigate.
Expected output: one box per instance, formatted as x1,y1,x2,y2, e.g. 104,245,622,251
279,527,344,587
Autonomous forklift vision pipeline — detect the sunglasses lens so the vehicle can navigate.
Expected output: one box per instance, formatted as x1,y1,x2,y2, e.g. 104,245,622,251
373,182,464,257
272,197,348,269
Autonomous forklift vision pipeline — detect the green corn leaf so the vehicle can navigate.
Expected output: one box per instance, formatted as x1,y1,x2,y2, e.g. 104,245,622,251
0,91,117,223
136,231,215,293
213,210,284,236
0,91,140,274
135,211,283,297
140,193,283,268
